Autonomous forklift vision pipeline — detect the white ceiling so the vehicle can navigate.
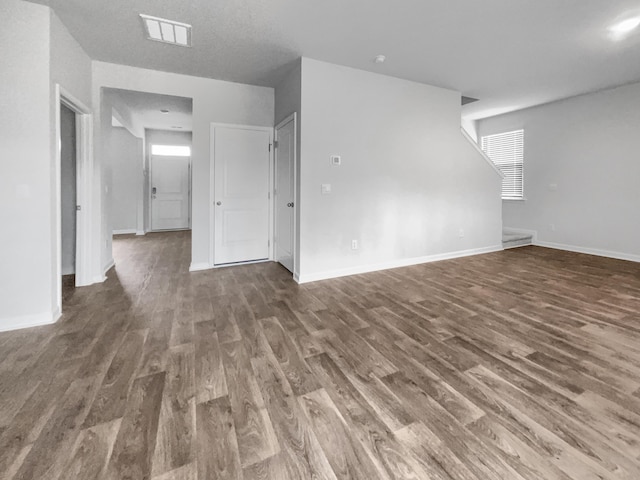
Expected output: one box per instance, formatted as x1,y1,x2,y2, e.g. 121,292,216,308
108,89,193,132
34,0,640,119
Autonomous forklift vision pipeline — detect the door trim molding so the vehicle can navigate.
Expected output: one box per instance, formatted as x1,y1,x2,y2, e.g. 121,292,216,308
54,85,94,321
274,113,297,277
209,123,274,268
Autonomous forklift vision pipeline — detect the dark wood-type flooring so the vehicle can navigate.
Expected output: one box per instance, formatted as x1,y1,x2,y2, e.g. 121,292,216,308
1,230,640,479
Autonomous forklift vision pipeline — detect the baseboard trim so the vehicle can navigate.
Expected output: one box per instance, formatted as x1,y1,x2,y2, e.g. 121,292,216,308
0,310,58,333
102,259,115,280
189,262,211,272
534,240,640,263
135,230,145,236
113,229,137,235
296,245,504,284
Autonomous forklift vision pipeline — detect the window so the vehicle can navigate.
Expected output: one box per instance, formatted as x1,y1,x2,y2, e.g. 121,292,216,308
151,144,191,157
481,129,524,200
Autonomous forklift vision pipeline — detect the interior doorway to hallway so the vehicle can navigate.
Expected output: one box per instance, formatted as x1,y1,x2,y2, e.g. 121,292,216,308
60,103,77,303
55,85,92,316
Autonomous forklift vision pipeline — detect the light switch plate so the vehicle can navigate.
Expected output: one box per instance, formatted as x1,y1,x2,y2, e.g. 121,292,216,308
321,184,331,194
330,155,341,166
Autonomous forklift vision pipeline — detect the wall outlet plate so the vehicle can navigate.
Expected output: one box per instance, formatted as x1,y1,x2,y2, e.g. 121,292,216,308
330,155,341,166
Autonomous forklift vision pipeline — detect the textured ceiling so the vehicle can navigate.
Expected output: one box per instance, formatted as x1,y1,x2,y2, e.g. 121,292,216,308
34,0,640,119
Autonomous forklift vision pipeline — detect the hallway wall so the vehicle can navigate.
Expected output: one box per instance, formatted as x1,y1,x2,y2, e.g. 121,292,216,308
111,127,143,233
0,2,92,330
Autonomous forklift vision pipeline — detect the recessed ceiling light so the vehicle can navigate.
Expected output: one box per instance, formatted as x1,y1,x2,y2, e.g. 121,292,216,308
609,16,640,37
374,55,386,64
140,14,192,47
160,109,170,114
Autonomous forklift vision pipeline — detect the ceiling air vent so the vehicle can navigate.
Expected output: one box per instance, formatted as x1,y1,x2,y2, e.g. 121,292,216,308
140,14,192,47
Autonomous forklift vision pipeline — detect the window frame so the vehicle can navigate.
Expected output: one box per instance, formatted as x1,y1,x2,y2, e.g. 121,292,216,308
480,129,524,200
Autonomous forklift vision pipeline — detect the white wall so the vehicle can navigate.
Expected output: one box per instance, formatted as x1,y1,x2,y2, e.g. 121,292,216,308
50,8,93,289
298,58,503,282
92,62,274,272
478,81,640,262
461,117,478,142
111,127,142,233
0,1,53,330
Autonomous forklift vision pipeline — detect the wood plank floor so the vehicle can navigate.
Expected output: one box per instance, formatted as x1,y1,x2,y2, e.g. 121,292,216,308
1,230,639,480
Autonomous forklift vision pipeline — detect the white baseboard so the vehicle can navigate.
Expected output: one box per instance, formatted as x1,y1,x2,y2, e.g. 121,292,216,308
189,262,212,272
534,240,640,263
102,258,115,280
113,229,137,235
135,230,145,236
296,245,504,284
0,310,58,333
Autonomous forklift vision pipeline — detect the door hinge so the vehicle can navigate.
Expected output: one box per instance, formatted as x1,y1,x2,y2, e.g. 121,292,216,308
268,192,271,199
273,140,278,149
268,239,270,247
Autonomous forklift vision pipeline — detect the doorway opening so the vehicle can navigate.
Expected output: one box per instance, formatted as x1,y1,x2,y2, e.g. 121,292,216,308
102,88,193,279
60,103,77,303
55,85,92,317
150,143,192,231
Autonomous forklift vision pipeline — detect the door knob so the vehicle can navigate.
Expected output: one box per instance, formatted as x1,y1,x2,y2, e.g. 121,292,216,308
216,201,222,206
287,202,294,207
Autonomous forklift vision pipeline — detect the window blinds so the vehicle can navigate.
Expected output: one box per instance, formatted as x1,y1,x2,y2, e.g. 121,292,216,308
481,129,524,199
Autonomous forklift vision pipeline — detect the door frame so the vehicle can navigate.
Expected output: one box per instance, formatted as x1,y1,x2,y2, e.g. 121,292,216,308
54,85,93,318
274,113,297,277
209,123,274,268
149,153,192,232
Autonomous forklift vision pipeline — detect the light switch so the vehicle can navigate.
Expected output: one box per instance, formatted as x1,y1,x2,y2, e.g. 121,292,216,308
330,155,341,166
321,184,331,195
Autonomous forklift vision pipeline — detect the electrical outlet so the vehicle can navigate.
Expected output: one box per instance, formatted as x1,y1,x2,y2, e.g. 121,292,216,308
549,223,556,231
351,239,358,250
459,228,465,238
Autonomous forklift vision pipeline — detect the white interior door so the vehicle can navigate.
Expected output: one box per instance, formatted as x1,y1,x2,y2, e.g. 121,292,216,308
275,116,295,273
151,155,190,231
213,126,270,265
60,103,77,276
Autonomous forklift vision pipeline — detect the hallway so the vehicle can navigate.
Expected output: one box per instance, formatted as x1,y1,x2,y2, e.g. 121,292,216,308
1,232,639,479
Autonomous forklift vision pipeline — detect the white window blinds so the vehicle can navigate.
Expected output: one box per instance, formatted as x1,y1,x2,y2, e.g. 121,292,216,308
481,129,524,200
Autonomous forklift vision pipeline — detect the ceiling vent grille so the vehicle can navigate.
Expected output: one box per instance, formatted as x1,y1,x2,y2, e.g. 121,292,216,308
140,14,192,47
